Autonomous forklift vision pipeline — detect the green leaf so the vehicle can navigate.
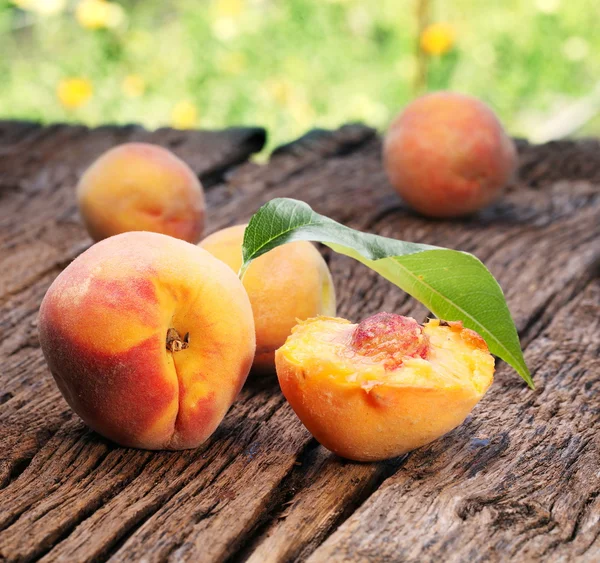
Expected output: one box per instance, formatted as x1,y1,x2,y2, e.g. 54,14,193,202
241,198,533,388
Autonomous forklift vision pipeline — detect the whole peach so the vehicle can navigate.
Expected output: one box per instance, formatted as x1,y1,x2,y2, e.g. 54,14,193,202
200,224,336,371
38,232,255,450
276,313,494,461
383,92,517,218
77,143,205,243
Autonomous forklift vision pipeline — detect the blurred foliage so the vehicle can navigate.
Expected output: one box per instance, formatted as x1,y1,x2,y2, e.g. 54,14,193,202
0,0,599,152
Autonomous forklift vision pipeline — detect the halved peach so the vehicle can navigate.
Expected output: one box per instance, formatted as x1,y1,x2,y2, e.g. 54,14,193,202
275,313,494,461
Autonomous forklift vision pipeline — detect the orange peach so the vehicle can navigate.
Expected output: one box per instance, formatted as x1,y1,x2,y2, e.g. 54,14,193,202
77,143,205,243
276,313,494,461
200,224,336,371
38,231,255,450
383,92,517,218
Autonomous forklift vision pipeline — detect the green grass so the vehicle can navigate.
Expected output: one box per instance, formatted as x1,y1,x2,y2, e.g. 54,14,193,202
1,0,599,153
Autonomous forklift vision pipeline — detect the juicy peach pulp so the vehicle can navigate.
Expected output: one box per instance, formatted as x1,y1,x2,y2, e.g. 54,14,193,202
38,231,255,450
275,314,494,461
77,143,206,243
200,224,336,371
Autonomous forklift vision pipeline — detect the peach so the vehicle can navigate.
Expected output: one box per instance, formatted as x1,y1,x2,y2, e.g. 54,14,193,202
77,143,205,243
276,313,494,461
200,224,336,371
38,231,255,450
383,92,517,218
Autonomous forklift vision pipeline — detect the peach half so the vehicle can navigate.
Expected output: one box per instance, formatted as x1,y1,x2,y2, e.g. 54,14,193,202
38,231,255,450
77,143,206,243
276,313,494,461
200,224,336,371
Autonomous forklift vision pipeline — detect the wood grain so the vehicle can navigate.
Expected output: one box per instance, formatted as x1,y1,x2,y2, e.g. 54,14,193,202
0,122,598,562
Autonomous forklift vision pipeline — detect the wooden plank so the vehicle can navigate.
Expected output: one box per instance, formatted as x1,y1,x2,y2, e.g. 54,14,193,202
0,123,598,562
109,403,310,562
1,384,284,562
242,448,402,563
0,121,41,149
46,135,600,562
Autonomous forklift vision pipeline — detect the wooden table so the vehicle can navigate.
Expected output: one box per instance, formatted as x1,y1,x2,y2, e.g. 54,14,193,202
0,121,598,563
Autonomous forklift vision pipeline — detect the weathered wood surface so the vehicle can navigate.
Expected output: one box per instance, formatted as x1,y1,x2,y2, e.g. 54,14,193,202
0,120,598,563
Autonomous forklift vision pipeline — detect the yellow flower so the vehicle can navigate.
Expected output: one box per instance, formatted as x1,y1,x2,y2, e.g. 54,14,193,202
122,74,146,98
171,101,199,129
57,78,93,109
12,0,66,14
214,0,244,18
75,0,125,30
420,23,455,56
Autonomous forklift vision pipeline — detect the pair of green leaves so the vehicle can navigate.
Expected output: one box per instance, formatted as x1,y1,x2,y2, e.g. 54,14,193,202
240,198,532,388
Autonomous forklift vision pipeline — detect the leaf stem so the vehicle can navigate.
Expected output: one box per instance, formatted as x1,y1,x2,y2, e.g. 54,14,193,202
238,262,249,281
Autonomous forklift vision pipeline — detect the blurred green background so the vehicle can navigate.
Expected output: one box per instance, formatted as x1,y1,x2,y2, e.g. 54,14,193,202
1,0,599,153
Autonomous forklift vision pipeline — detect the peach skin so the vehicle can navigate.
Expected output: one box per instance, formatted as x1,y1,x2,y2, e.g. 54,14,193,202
276,313,494,461
383,92,517,218
38,231,255,450
77,143,205,243
200,224,336,371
